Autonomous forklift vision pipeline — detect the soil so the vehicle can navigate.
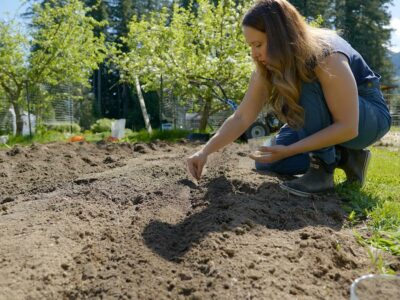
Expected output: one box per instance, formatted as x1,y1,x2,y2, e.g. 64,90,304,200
376,131,400,148
0,140,398,300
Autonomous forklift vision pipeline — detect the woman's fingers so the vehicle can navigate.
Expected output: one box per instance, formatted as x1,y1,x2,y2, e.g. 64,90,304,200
249,151,273,163
195,164,202,180
187,159,198,180
249,144,289,163
187,151,207,181
259,146,273,152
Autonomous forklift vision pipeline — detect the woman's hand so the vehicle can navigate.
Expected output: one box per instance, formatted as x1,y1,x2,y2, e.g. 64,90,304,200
187,150,208,181
249,145,291,164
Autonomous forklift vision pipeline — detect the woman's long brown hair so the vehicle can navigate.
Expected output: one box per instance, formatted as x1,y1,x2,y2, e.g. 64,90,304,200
242,0,332,129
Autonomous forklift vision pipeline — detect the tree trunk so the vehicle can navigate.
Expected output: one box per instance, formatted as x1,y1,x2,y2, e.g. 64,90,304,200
135,76,152,134
10,89,23,135
13,102,23,136
199,98,212,132
122,83,129,119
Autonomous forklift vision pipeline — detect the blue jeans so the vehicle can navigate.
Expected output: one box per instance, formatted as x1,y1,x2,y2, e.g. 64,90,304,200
255,79,391,175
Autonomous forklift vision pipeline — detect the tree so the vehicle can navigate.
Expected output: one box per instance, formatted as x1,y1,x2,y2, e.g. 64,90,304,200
114,0,254,131
84,0,109,37
0,0,107,135
80,1,173,128
0,22,30,135
334,0,394,83
109,0,173,42
289,0,335,26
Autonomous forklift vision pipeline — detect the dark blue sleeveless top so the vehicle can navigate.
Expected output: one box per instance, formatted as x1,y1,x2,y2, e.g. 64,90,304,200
327,34,380,85
324,34,391,126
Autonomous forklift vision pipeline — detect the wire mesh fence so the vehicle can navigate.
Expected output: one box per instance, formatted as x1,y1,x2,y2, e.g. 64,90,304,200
0,99,15,135
384,93,400,126
0,86,400,137
160,100,232,131
160,90,233,131
0,82,92,136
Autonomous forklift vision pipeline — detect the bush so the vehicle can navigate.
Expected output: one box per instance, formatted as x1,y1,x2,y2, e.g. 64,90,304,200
47,123,81,133
90,118,113,133
125,129,191,143
125,128,134,136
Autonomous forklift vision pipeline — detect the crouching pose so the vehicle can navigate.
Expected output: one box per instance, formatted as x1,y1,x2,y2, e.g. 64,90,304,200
186,0,391,197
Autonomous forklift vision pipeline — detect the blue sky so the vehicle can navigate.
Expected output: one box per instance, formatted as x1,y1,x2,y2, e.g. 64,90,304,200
391,0,400,52
1,0,400,52
0,0,28,20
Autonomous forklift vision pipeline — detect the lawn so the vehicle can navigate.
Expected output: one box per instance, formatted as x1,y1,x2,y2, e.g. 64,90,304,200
335,146,400,261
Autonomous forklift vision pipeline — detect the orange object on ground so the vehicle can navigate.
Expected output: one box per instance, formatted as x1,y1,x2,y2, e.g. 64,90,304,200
69,135,85,142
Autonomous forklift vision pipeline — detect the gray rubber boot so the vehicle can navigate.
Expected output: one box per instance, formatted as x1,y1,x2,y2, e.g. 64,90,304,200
279,155,335,197
336,146,371,187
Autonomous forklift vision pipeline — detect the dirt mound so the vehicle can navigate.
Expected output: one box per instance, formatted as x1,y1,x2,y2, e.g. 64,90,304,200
0,141,397,299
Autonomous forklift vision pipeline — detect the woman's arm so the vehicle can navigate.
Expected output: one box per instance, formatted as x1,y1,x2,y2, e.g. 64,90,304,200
201,70,270,155
251,53,359,163
284,53,358,156
187,70,269,180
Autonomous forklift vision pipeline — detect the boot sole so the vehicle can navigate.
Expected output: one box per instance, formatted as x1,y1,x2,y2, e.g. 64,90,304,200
279,182,334,198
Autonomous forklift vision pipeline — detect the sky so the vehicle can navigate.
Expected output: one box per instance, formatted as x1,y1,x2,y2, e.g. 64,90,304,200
1,0,400,52
0,0,28,20
391,0,400,52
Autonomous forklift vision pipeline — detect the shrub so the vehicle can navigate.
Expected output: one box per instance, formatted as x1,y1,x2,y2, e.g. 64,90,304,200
125,128,134,136
47,123,81,133
90,118,113,133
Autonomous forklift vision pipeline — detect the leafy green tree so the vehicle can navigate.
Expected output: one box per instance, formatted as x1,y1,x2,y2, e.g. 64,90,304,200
0,22,30,134
289,0,335,26
109,0,172,41
81,1,172,128
334,0,394,83
115,0,254,131
0,0,107,135
84,0,109,37
289,0,394,83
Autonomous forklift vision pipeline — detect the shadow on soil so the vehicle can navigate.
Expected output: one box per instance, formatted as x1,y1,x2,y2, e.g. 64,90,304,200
143,175,351,262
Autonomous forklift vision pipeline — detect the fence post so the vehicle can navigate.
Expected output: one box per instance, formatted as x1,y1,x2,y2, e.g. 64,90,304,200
160,75,163,125
25,80,32,138
97,66,102,117
69,85,73,134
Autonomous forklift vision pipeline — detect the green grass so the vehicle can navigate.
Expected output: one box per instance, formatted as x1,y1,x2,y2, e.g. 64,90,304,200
83,131,109,143
0,130,67,148
335,147,400,258
0,128,192,149
124,129,191,143
77,129,191,144
390,126,400,132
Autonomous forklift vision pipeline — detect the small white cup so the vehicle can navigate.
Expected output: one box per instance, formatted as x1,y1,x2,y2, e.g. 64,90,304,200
247,135,275,157
350,274,400,300
0,135,8,145
248,135,275,151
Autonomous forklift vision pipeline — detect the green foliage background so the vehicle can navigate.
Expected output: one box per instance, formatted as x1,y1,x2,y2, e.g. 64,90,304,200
0,0,396,132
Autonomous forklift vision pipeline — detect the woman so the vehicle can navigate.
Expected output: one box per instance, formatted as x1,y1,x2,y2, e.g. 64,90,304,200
186,0,391,197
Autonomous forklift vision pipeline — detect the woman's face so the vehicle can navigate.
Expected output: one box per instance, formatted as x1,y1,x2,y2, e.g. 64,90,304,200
243,26,268,66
